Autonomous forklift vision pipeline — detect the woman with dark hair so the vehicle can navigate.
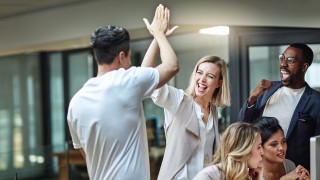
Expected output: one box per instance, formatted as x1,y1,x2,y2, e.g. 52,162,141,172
254,117,310,180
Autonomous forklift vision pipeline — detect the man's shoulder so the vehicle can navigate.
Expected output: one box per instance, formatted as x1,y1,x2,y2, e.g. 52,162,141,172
271,81,282,86
127,66,154,71
305,84,320,97
125,66,158,76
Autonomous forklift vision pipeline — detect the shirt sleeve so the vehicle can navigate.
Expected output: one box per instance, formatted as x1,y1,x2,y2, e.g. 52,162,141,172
151,84,184,126
284,159,296,173
193,172,212,180
133,67,160,98
193,165,222,180
67,107,82,149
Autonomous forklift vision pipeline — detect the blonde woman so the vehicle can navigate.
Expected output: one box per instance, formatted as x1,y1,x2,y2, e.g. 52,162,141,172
193,122,264,180
143,52,231,179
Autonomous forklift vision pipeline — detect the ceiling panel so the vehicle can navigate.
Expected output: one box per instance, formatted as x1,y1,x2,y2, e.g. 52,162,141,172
0,0,89,19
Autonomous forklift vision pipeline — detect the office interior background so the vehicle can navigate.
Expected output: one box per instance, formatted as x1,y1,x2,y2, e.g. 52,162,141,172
0,0,320,179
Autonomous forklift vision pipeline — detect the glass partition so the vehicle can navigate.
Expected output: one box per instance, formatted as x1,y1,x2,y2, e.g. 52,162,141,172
0,53,44,179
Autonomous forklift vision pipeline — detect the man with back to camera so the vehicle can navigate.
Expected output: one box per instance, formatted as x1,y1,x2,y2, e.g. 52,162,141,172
66,4,179,180
238,43,320,171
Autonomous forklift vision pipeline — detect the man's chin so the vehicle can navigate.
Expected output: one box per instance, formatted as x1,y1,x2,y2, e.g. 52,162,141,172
281,80,290,86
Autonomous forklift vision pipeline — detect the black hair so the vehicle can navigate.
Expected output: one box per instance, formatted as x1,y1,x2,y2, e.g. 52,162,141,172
253,116,283,145
289,43,314,66
90,25,130,65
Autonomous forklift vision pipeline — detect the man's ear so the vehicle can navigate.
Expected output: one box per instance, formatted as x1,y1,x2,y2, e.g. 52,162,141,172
302,63,309,73
118,51,125,64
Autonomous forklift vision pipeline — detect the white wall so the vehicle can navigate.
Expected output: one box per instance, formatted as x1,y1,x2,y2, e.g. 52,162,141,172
1,0,320,55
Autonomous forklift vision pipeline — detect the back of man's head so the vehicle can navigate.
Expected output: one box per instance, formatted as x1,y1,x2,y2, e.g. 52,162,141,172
91,25,130,65
289,43,314,66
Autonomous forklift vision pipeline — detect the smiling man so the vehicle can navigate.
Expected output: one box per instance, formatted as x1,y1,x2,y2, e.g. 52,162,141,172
237,43,320,171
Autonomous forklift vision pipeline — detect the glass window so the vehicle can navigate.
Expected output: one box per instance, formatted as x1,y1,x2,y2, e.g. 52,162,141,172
49,53,65,152
0,53,43,178
68,51,94,99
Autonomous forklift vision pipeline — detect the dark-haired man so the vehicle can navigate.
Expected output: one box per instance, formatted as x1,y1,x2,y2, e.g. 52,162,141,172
238,43,320,171
67,4,179,180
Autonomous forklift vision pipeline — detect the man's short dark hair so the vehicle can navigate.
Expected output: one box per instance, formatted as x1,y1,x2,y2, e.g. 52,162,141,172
90,25,130,65
289,43,314,66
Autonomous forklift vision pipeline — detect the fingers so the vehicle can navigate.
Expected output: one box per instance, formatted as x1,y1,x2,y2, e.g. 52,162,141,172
145,4,177,37
300,169,309,180
165,26,179,36
153,4,169,33
155,4,162,20
250,79,272,99
295,165,310,180
166,7,170,23
299,172,309,180
295,165,309,174
259,79,273,90
171,26,179,31
156,4,165,21
143,18,150,27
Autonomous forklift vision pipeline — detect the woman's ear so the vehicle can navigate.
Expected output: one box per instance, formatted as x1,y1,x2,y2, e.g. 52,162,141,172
217,79,223,88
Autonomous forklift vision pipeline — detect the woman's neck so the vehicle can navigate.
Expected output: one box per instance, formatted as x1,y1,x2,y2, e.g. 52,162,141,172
194,97,210,110
194,97,211,123
262,159,285,180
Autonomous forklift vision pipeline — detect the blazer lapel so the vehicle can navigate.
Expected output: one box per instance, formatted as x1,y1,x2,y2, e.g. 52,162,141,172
260,82,283,108
185,108,200,138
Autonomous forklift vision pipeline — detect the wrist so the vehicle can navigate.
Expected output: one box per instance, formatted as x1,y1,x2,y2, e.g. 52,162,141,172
247,96,257,107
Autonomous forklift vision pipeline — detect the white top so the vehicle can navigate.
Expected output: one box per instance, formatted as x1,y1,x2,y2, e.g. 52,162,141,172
152,85,215,179
263,86,305,136
193,164,224,180
67,67,159,180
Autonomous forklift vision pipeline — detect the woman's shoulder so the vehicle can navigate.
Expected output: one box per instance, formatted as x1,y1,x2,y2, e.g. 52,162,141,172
283,159,296,173
193,164,224,180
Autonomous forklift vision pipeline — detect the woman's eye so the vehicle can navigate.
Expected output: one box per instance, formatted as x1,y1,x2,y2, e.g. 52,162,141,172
270,143,278,147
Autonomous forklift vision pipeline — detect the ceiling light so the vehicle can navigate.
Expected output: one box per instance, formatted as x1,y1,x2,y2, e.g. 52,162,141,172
199,26,229,35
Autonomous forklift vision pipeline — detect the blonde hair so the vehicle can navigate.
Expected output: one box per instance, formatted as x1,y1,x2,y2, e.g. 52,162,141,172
212,122,260,180
185,55,231,108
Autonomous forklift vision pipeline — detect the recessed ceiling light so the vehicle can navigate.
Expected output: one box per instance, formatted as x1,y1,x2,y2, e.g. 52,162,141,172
199,26,229,35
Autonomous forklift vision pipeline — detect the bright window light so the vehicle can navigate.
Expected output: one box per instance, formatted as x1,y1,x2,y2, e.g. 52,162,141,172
199,26,229,35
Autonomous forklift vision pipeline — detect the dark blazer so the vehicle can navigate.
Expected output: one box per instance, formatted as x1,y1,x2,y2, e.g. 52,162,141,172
237,81,320,171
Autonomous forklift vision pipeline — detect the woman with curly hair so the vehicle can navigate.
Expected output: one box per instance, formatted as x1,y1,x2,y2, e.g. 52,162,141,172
193,122,264,180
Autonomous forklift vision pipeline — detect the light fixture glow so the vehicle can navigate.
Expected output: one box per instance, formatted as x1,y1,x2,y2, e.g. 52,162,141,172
199,26,229,35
